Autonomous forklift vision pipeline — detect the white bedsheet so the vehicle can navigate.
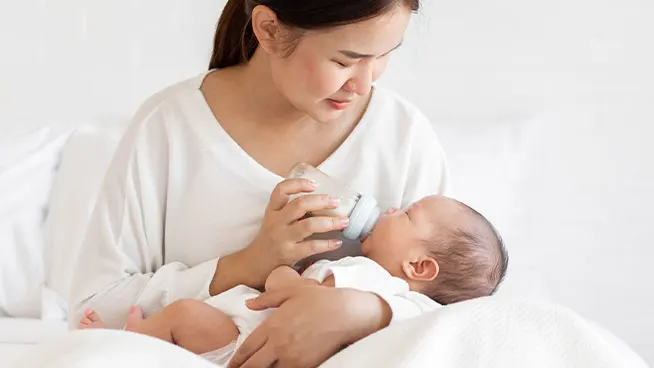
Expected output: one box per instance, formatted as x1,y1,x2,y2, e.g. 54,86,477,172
0,318,67,367
8,297,648,368
1,343,38,368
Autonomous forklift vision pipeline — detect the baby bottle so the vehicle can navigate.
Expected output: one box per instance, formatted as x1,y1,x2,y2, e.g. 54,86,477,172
288,162,380,241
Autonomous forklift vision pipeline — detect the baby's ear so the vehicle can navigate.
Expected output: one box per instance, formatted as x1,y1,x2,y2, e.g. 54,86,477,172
402,255,439,282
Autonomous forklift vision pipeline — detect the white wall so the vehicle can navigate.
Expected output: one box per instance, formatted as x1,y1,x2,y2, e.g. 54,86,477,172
1,0,652,363
0,0,222,124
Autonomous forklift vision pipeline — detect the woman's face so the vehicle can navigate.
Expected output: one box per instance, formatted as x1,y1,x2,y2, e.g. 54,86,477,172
269,7,412,123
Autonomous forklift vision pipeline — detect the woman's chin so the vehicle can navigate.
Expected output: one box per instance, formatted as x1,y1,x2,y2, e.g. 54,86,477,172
304,102,349,123
313,111,344,124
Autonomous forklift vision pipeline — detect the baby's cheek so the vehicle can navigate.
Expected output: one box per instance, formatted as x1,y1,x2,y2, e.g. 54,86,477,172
360,236,379,256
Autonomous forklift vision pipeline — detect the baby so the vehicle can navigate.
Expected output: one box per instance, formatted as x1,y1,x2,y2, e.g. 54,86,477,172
79,195,509,363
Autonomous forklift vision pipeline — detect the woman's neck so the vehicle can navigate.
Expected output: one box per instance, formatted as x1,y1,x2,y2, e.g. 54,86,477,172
230,50,311,128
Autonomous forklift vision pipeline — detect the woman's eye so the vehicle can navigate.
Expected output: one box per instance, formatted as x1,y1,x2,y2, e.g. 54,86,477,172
333,60,349,68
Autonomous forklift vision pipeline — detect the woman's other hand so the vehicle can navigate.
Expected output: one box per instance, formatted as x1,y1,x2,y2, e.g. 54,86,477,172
210,178,347,295
227,286,392,368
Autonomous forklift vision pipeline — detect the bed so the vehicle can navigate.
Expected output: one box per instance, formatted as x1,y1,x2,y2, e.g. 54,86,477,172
0,318,67,366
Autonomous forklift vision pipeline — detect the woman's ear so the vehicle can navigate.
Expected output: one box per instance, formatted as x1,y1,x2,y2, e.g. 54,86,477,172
251,5,284,55
402,255,439,282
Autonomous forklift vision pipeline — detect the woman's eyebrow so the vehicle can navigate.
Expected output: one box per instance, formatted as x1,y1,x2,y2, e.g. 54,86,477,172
338,40,404,59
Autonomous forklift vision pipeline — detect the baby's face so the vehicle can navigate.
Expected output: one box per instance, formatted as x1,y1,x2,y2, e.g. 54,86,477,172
361,196,464,275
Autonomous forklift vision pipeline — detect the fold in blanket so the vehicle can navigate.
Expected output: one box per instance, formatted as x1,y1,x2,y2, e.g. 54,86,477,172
11,297,649,368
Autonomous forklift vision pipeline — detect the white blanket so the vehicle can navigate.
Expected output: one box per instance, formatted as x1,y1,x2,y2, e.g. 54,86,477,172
323,297,649,367
10,297,648,368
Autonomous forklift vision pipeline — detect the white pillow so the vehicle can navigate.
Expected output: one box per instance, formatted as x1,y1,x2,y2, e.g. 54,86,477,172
43,123,127,319
0,126,72,318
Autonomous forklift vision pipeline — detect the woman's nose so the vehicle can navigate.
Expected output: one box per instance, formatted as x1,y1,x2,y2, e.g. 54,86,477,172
344,63,374,96
342,80,357,95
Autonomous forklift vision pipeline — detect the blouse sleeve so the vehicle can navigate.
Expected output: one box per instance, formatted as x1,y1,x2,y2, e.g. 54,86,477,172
68,102,217,329
400,112,453,208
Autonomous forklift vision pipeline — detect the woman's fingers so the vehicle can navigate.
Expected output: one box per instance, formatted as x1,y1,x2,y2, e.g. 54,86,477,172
297,239,343,260
258,178,348,275
283,194,340,222
240,343,278,368
289,215,349,240
268,178,317,211
246,289,294,311
243,287,370,368
228,332,269,368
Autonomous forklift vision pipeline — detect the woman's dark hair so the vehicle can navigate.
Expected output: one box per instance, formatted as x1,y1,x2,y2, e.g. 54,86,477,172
209,0,420,70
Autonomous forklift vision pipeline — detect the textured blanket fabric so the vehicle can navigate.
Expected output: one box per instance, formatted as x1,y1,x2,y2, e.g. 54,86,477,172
11,297,648,368
323,297,648,368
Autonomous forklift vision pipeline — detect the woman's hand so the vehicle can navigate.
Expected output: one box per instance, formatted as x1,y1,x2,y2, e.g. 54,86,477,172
210,178,348,295
227,286,392,368
251,178,349,273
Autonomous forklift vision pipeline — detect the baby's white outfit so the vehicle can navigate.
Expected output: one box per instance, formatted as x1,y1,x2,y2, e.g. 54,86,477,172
200,256,439,364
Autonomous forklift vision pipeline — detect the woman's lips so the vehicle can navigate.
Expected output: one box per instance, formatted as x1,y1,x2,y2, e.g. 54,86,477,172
327,98,352,110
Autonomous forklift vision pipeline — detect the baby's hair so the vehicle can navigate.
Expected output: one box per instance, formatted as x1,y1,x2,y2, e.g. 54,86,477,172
423,201,509,305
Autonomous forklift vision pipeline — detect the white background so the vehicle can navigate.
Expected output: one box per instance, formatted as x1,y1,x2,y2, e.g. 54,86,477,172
1,0,652,364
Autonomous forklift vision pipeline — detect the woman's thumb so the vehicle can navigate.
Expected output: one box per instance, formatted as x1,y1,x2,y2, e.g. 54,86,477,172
246,290,289,310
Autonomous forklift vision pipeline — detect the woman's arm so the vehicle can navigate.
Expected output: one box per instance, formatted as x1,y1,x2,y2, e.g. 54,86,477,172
68,106,217,329
228,286,391,368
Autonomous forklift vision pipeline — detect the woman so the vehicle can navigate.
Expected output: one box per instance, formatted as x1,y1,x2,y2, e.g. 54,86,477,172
70,0,450,366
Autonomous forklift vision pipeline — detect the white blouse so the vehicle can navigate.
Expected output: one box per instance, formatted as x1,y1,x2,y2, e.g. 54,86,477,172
69,71,451,329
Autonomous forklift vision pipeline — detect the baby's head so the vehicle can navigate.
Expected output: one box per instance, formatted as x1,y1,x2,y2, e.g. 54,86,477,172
361,195,508,305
